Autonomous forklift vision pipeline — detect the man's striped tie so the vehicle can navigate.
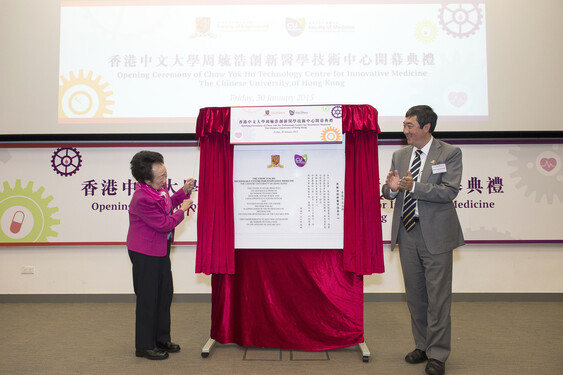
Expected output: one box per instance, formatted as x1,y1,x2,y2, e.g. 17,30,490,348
402,149,422,231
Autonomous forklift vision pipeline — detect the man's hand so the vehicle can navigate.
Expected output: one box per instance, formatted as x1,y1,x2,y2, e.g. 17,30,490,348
399,171,415,192
386,170,401,192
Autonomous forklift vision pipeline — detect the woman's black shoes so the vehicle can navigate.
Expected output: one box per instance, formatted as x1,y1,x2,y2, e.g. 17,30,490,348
135,348,169,360
157,341,181,353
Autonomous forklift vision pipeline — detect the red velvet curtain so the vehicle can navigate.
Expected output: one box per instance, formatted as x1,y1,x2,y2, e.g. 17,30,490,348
342,105,384,274
210,249,364,350
195,105,384,275
195,107,235,274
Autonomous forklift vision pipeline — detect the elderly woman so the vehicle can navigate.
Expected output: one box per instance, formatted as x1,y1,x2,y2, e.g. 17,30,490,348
127,150,194,360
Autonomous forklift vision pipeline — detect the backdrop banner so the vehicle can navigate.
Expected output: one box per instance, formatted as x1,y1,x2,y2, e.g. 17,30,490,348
0,145,199,244
378,142,562,242
0,142,561,244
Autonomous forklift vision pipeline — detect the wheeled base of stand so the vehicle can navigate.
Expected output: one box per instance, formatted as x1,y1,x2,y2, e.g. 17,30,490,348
201,338,371,362
358,341,371,362
201,338,216,358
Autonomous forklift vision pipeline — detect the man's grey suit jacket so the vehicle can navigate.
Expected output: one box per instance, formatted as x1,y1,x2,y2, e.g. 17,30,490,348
382,138,465,254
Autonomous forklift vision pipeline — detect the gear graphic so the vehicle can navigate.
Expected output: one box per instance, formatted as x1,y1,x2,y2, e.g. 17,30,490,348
320,126,342,142
415,20,439,43
438,3,483,38
59,70,115,118
507,145,563,204
0,179,60,243
331,105,343,118
51,147,82,177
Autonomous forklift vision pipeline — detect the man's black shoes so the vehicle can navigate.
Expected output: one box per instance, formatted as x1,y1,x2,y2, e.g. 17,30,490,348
425,358,446,375
405,348,428,364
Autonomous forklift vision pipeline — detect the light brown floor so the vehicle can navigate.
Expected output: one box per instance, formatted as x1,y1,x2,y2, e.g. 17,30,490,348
1,301,561,375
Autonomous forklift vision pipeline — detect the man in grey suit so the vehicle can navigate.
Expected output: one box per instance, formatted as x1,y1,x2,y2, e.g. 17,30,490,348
382,105,464,375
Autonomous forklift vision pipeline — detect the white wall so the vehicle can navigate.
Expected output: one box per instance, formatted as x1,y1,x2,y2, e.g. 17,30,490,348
366,245,563,293
1,244,562,294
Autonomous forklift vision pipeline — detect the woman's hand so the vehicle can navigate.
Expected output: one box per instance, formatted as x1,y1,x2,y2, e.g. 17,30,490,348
182,178,195,195
180,199,194,212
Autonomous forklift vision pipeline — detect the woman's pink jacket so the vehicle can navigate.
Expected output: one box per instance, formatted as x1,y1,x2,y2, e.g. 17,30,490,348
127,187,190,257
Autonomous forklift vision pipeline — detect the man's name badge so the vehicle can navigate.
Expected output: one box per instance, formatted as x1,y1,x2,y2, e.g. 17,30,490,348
432,164,447,174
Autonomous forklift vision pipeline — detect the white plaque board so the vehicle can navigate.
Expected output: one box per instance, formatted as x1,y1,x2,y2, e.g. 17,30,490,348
230,105,343,144
233,142,344,249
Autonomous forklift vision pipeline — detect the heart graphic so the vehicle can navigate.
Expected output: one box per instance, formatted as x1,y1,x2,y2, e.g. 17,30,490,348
448,92,467,108
540,158,557,172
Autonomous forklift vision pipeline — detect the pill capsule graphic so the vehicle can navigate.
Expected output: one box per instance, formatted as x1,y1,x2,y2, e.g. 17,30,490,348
10,211,25,234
